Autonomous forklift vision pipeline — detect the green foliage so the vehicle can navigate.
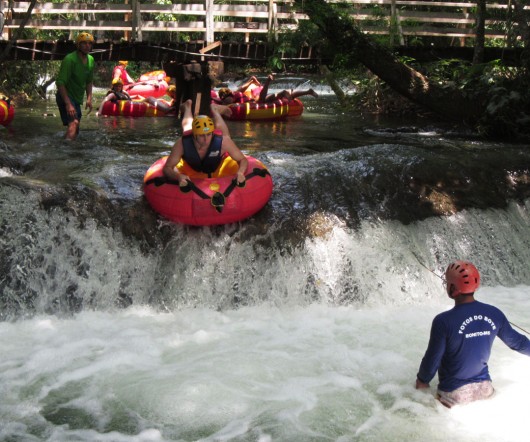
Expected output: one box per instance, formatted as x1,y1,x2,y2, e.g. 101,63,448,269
347,56,530,139
266,21,324,72
0,61,60,100
267,55,285,72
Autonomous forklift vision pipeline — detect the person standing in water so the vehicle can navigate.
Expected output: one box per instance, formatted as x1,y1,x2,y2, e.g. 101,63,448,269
55,32,95,140
416,260,530,408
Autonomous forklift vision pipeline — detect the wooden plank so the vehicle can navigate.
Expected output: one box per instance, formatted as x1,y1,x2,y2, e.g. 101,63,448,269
200,41,221,54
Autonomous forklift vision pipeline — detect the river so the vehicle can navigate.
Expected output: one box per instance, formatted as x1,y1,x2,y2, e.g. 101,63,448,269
1,80,529,441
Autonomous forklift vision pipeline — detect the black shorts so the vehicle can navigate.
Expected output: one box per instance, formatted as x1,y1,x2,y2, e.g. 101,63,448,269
56,93,82,126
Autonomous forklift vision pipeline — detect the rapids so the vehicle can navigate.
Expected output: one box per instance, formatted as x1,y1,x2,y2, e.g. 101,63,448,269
0,80,529,441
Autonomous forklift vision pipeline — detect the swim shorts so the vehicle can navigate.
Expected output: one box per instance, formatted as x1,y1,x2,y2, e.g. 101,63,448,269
56,93,82,126
437,380,494,408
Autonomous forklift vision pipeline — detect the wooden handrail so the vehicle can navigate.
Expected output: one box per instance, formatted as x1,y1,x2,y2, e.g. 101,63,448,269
0,1,525,43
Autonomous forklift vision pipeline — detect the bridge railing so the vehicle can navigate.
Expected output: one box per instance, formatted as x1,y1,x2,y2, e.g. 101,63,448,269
0,1,524,46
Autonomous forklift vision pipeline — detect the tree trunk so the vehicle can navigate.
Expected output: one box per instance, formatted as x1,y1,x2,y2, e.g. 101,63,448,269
472,0,486,64
300,0,482,123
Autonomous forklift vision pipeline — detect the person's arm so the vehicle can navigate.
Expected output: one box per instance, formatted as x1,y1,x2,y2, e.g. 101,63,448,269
162,138,189,185
222,137,248,184
496,313,530,356
416,317,446,388
96,92,117,116
85,82,93,113
112,66,121,82
57,84,77,120
56,56,76,118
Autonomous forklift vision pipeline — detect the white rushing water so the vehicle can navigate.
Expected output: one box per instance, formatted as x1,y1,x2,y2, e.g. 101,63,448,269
0,289,529,442
1,202,529,441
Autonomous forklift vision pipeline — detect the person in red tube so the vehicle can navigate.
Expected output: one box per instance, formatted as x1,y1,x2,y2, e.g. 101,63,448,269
163,100,247,187
215,74,317,105
416,260,530,408
112,60,135,86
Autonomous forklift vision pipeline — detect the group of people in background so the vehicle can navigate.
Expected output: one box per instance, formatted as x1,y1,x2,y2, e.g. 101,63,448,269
55,33,318,140
212,74,318,106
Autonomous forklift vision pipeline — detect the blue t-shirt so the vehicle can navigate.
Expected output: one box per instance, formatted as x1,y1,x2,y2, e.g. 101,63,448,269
417,300,530,392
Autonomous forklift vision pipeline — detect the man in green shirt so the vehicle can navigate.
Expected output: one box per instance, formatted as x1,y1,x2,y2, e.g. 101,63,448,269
55,32,95,140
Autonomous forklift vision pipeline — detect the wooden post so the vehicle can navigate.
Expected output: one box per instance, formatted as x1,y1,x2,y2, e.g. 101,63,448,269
390,0,404,46
0,1,6,40
273,1,279,43
132,0,142,42
205,0,214,44
175,61,212,118
124,0,130,41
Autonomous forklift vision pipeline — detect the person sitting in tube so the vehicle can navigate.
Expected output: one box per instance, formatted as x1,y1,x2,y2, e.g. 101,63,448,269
214,74,317,105
212,75,262,105
112,60,135,86
253,74,318,103
162,100,247,187
141,85,178,114
96,78,131,115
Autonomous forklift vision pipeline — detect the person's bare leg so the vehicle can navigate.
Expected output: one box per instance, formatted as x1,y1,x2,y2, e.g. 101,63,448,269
237,75,262,93
180,99,193,132
144,96,172,113
211,103,232,118
259,74,274,102
276,90,292,100
290,88,319,99
210,105,232,138
65,119,79,140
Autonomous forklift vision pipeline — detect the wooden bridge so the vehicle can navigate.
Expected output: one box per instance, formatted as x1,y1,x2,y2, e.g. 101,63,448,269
0,0,526,63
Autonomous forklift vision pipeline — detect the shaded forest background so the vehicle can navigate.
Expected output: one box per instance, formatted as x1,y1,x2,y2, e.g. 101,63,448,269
1,0,529,140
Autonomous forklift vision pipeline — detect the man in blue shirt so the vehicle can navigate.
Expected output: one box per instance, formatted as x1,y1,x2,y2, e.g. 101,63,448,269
416,260,530,408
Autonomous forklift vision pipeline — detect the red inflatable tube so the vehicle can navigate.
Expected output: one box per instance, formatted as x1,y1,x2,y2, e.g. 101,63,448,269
99,100,175,117
0,99,15,127
225,98,304,121
143,155,273,226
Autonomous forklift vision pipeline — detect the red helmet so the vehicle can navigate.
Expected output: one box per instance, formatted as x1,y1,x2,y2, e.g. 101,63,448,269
445,260,480,297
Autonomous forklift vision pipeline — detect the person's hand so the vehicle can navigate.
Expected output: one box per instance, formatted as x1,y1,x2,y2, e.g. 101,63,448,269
177,174,190,187
236,171,246,184
415,379,429,389
66,102,76,118
85,100,93,115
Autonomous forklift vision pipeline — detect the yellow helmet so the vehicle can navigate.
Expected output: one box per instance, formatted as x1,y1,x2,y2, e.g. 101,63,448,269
118,60,128,66
192,115,214,136
76,32,94,45
168,85,176,96
112,78,123,86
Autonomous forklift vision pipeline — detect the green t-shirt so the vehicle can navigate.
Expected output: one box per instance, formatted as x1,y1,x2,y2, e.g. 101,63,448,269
56,51,95,105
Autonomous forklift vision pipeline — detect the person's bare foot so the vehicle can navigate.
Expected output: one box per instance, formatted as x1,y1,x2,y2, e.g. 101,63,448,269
179,99,192,114
308,88,319,98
